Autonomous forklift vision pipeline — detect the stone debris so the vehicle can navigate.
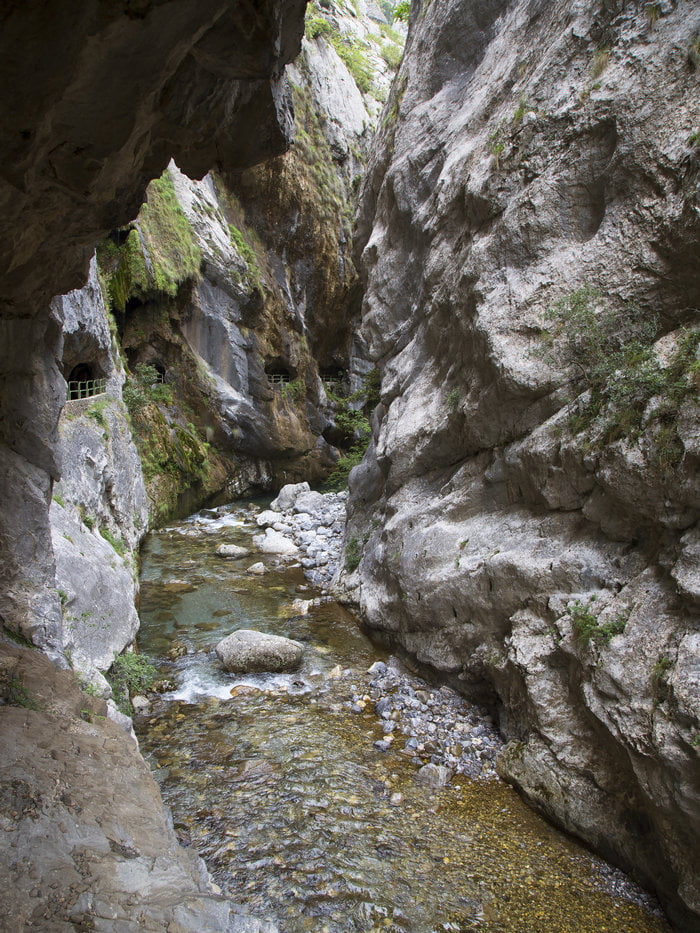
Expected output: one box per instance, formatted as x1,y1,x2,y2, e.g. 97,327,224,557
352,660,504,781
252,485,348,587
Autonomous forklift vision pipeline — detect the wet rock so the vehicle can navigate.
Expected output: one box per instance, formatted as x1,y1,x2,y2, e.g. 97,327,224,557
229,685,264,698
215,629,303,673
167,642,188,660
131,695,150,713
416,764,452,788
246,562,266,575
217,544,250,559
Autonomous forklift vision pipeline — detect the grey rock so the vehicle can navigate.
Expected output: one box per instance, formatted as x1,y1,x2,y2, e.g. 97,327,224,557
270,481,310,511
293,491,328,516
416,764,453,788
252,529,299,555
246,562,267,575
256,510,280,527
217,544,250,559
215,629,303,673
347,0,700,925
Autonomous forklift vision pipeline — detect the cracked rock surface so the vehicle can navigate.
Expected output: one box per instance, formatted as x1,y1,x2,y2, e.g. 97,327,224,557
348,0,700,927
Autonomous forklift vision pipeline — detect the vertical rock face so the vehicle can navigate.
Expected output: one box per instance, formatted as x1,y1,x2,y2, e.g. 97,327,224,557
97,2,404,509
0,0,305,648
50,259,149,681
350,0,700,926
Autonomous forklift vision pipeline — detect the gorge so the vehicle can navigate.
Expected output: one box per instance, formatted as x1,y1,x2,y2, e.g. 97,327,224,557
0,0,699,931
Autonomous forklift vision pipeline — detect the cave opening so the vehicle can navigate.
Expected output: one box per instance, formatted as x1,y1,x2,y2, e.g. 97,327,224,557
67,363,106,400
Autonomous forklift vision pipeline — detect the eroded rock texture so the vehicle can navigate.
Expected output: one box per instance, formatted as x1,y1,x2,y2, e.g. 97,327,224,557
0,2,305,929
348,0,700,926
0,644,276,932
0,0,304,648
50,258,149,689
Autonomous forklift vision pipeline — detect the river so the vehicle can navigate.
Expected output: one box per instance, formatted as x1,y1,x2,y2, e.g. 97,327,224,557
134,501,669,933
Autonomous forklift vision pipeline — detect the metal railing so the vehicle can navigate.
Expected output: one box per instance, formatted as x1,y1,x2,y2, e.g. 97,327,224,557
67,378,107,401
266,373,291,385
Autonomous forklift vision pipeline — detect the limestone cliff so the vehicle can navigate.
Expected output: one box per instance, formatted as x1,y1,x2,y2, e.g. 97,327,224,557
93,0,404,516
49,257,149,701
348,0,700,927
0,0,306,654
0,3,306,929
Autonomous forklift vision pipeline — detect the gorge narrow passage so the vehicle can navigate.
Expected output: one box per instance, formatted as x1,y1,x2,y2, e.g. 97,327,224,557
134,502,669,933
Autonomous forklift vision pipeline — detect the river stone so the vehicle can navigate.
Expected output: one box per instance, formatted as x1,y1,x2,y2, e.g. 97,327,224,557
253,528,299,555
215,630,303,673
217,544,250,559
255,509,279,527
416,764,453,787
292,490,328,516
270,481,310,511
246,562,266,575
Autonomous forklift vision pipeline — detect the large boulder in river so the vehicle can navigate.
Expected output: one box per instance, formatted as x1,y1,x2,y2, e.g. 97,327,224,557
270,482,310,512
215,630,303,673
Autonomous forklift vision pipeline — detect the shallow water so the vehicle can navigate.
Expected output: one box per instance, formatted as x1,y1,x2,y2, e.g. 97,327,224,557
135,505,670,933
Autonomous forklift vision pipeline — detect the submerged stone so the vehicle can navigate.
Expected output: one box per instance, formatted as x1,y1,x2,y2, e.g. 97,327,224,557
217,543,250,559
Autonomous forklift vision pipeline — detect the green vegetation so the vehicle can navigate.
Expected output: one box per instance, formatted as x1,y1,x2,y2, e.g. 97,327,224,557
345,537,362,572
122,363,173,416
229,224,262,289
78,505,95,531
96,228,149,312
305,3,374,93
380,40,403,71
646,3,661,27
292,83,353,230
591,47,610,79
651,654,673,700
4,676,40,710
106,651,158,716
447,388,461,414
689,35,700,70
538,287,700,465
87,396,111,432
568,597,626,645
393,0,410,21
488,123,507,170
280,378,305,404
324,369,380,490
139,171,202,296
688,129,700,149
512,93,531,125
96,169,201,311
100,526,126,557
52,493,65,507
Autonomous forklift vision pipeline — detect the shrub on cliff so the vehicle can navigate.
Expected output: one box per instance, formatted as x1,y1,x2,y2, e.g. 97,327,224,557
107,651,157,716
538,288,699,464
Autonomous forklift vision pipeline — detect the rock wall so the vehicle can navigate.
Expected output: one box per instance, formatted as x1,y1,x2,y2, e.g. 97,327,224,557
0,642,276,932
0,2,305,929
97,0,405,514
348,0,700,927
49,258,149,695
0,0,305,650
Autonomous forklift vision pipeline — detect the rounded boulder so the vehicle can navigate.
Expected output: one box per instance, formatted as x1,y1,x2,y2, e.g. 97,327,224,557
215,629,304,673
